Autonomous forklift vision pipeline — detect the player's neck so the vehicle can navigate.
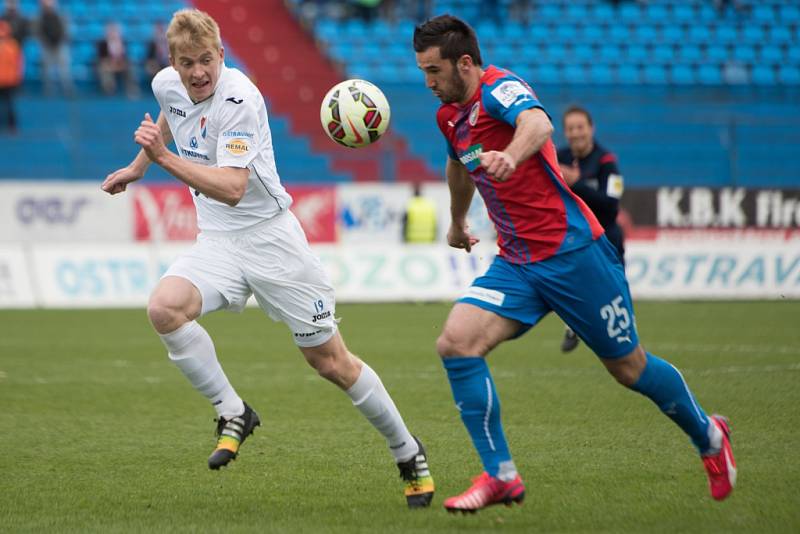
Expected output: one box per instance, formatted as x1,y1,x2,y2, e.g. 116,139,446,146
459,67,484,106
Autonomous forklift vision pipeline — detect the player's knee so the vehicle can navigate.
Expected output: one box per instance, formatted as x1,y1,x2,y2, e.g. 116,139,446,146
147,297,187,334
604,346,647,387
436,329,477,357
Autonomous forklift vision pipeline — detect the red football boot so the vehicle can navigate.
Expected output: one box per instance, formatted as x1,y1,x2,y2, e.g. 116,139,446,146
444,472,525,513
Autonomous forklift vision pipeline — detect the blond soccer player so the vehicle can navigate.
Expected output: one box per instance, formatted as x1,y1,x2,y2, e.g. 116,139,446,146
102,9,433,508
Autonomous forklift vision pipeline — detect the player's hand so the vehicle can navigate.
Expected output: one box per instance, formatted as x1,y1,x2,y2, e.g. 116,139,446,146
101,165,143,195
447,224,480,253
560,160,580,186
134,113,169,163
479,150,516,182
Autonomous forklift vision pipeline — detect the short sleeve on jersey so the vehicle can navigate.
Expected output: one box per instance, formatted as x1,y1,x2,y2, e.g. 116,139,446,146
482,78,544,127
215,97,260,168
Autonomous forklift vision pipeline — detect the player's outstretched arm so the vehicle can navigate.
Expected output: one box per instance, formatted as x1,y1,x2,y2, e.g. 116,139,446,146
446,157,479,252
133,113,249,206
101,112,173,195
479,108,554,182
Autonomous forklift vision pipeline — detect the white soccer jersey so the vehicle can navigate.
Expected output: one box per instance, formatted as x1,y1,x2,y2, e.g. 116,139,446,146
152,64,292,232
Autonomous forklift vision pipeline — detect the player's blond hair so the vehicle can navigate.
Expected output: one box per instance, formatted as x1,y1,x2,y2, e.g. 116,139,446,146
166,9,222,57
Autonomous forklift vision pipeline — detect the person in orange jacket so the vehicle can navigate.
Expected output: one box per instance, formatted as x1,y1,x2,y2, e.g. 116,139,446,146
0,19,23,133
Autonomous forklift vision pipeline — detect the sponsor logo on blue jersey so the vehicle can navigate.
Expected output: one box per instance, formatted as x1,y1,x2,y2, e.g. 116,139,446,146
459,143,483,172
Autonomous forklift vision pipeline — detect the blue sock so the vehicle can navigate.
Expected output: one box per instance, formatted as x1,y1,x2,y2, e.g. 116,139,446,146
442,357,514,478
632,353,712,452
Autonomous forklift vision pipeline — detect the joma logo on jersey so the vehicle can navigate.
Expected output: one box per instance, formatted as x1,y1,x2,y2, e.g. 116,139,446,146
312,311,331,323
459,144,483,172
225,138,249,156
169,106,186,117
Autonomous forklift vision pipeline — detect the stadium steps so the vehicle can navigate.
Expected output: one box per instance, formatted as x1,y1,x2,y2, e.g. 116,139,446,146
192,0,441,183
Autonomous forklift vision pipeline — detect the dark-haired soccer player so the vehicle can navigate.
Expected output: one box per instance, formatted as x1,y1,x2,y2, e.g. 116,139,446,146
413,14,735,513
557,105,625,353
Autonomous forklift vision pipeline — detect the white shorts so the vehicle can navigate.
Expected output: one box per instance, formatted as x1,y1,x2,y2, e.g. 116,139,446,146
163,211,337,347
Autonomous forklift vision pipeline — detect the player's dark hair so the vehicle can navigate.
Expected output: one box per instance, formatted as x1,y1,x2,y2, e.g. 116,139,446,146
563,105,593,126
413,14,482,66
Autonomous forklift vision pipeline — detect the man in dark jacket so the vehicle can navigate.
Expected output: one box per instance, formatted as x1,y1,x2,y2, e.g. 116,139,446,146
557,105,625,352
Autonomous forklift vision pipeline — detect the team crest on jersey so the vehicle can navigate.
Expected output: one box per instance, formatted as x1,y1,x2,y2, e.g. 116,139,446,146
490,80,533,109
469,102,480,126
225,138,250,156
189,136,198,149
200,116,207,139
458,143,483,172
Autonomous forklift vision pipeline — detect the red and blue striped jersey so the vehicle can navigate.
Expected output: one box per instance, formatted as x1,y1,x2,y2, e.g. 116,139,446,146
436,65,604,264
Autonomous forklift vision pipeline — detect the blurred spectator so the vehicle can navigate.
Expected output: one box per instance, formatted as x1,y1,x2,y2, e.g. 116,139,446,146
714,0,747,15
402,182,437,243
144,22,169,81
97,22,139,97
0,19,22,134
35,0,72,96
352,0,381,22
1,0,29,45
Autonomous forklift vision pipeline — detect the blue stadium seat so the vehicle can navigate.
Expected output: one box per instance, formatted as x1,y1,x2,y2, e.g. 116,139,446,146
788,45,800,63
768,26,792,45
670,65,696,85
589,3,615,22
530,64,561,85
572,44,594,62
677,44,703,64
618,3,641,21
625,44,648,63
751,65,777,85
564,4,588,22
732,44,756,63
752,5,776,23
645,4,668,22
758,45,783,64
598,44,621,63
671,4,695,22
528,23,550,44
652,44,676,65
581,25,604,44
642,64,668,84
552,24,578,44
778,66,800,85
779,5,800,23
608,25,631,43
538,3,561,22
714,26,739,45
660,25,684,44
632,24,658,44
741,26,765,45
687,25,712,44
616,64,640,84
563,64,587,84
542,43,568,62
698,64,723,85
705,45,729,63
589,64,614,84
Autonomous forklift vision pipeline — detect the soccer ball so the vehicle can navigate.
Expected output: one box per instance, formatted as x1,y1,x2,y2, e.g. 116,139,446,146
320,79,390,148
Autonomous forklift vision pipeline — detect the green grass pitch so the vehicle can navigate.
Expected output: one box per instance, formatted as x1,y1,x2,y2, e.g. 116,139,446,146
1,301,799,532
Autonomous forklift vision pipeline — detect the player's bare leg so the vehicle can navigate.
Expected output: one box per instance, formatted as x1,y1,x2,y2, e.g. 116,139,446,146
300,332,434,508
148,276,258,469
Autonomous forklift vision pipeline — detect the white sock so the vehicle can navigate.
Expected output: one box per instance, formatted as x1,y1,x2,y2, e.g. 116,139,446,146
159,321,244,419
346,363,418,462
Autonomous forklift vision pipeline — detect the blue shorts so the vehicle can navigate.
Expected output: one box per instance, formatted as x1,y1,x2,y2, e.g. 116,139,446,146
458,236,638,359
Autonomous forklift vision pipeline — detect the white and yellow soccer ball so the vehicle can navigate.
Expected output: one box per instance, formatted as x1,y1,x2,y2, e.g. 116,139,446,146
320,79,390,148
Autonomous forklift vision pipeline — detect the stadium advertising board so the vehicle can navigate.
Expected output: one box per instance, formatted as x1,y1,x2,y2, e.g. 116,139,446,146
29,243,190,308
623,187,800,230
0,182,131,242
133,184,198,241
286,186,337,243
336,183,412,243
0,245,36,308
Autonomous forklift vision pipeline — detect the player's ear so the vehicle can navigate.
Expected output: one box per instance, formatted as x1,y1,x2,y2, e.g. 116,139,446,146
219,47,225,62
